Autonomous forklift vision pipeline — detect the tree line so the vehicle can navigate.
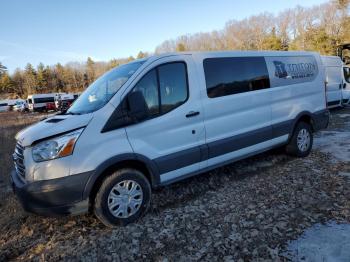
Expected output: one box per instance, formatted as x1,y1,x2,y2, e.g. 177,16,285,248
0,53,147,98
0,0,349,98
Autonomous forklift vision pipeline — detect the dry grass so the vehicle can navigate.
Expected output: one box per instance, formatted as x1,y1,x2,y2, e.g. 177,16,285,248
0,112,45,189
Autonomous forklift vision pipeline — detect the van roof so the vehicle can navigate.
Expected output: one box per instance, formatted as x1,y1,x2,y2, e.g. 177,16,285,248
142,50,320,64
321,55,343,67
27,93,56,98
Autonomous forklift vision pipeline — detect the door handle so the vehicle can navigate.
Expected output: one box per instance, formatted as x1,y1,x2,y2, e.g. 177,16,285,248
186,111,200,118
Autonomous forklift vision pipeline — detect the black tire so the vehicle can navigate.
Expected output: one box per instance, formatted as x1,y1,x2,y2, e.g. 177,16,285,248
94,168,151,227
286,121,313,157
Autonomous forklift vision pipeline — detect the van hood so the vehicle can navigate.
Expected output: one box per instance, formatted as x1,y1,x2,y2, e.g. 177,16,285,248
16,113,93,147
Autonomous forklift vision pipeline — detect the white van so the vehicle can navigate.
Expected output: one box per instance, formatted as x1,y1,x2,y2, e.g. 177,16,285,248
27,94,55,112
11,51,329,227
0,100,9,112
321,56,347,108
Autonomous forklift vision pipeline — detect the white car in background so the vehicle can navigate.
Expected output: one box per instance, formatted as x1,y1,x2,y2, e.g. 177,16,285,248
13,100,28,112
0,101,9,112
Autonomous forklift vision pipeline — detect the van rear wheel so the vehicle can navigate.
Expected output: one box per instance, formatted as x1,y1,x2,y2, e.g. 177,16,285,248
286,122,313,157
94,168,151,227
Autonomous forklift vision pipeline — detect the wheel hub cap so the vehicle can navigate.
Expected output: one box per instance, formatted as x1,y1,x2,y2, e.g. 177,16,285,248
107,180,143,218
297,128,311,152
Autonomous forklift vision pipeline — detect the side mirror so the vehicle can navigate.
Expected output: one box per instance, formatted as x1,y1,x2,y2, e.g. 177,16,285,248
127,91,149,122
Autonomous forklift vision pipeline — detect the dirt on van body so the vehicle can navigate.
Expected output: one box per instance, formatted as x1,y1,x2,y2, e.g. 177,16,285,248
1,109,350,261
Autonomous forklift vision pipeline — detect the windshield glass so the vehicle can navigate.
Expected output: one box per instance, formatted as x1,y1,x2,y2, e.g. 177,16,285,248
68,61,144,114
344,67,350,83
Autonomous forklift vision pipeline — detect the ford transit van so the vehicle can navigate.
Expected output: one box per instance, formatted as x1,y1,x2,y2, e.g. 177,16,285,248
11,51,329,227
321,56,345,108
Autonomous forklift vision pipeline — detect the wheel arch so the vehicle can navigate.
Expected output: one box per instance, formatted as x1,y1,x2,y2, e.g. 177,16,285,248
83,153,160,207
287,111,315,140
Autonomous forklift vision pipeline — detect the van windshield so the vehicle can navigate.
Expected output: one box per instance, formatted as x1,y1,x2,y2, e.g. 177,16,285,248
68,61,144,115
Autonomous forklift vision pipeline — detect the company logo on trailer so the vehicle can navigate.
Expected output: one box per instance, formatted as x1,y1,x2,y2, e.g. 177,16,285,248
273,61,316,79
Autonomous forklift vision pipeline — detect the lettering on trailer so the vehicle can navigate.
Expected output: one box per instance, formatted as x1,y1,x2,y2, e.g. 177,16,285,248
273,61,317,79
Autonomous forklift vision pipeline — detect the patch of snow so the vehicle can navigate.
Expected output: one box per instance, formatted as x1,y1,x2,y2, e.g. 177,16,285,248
337,114,350,118
338,172,350,178
284,221,350,262
314,131,350,162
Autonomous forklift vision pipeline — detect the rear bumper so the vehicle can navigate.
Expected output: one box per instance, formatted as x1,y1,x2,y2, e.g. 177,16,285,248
312,109,330,131
10,169,92,216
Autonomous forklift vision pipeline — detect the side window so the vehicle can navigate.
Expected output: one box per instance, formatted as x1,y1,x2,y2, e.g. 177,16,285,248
158,63,188,114
203,57,270,98
133,69,159,116
131,62,188,117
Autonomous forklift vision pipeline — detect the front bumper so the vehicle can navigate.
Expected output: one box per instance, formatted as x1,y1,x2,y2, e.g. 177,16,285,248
10,169,91,216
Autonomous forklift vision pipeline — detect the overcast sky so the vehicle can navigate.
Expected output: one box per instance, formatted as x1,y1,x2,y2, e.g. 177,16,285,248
1,0,329,72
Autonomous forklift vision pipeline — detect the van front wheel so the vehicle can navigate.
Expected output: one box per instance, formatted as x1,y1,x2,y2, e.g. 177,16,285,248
286,122,313,157
94,168,151,227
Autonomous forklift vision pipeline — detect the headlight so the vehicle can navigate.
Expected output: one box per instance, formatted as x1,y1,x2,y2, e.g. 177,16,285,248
32,128,84,162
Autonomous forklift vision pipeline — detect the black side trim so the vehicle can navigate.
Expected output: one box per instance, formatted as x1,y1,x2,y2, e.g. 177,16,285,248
328,100,341,107
207,126,272,159
272,120,293,138
154,146,201,174
161,142,285,186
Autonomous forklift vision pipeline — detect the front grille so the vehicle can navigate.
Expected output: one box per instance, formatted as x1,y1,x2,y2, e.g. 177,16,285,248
13,142,25,180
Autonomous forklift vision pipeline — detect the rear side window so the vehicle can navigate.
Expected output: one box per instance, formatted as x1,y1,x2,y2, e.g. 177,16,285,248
131,62,188,116
0,103,8,106
204,57,270,98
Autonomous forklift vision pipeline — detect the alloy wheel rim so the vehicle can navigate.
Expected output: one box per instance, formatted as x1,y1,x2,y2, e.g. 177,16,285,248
107,180,143,218
297,128,311,152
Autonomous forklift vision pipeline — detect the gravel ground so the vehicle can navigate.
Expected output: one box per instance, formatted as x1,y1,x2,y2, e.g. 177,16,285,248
1,108,350,261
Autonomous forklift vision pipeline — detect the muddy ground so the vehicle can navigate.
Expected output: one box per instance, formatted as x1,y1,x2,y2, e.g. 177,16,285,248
0,109,350,261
